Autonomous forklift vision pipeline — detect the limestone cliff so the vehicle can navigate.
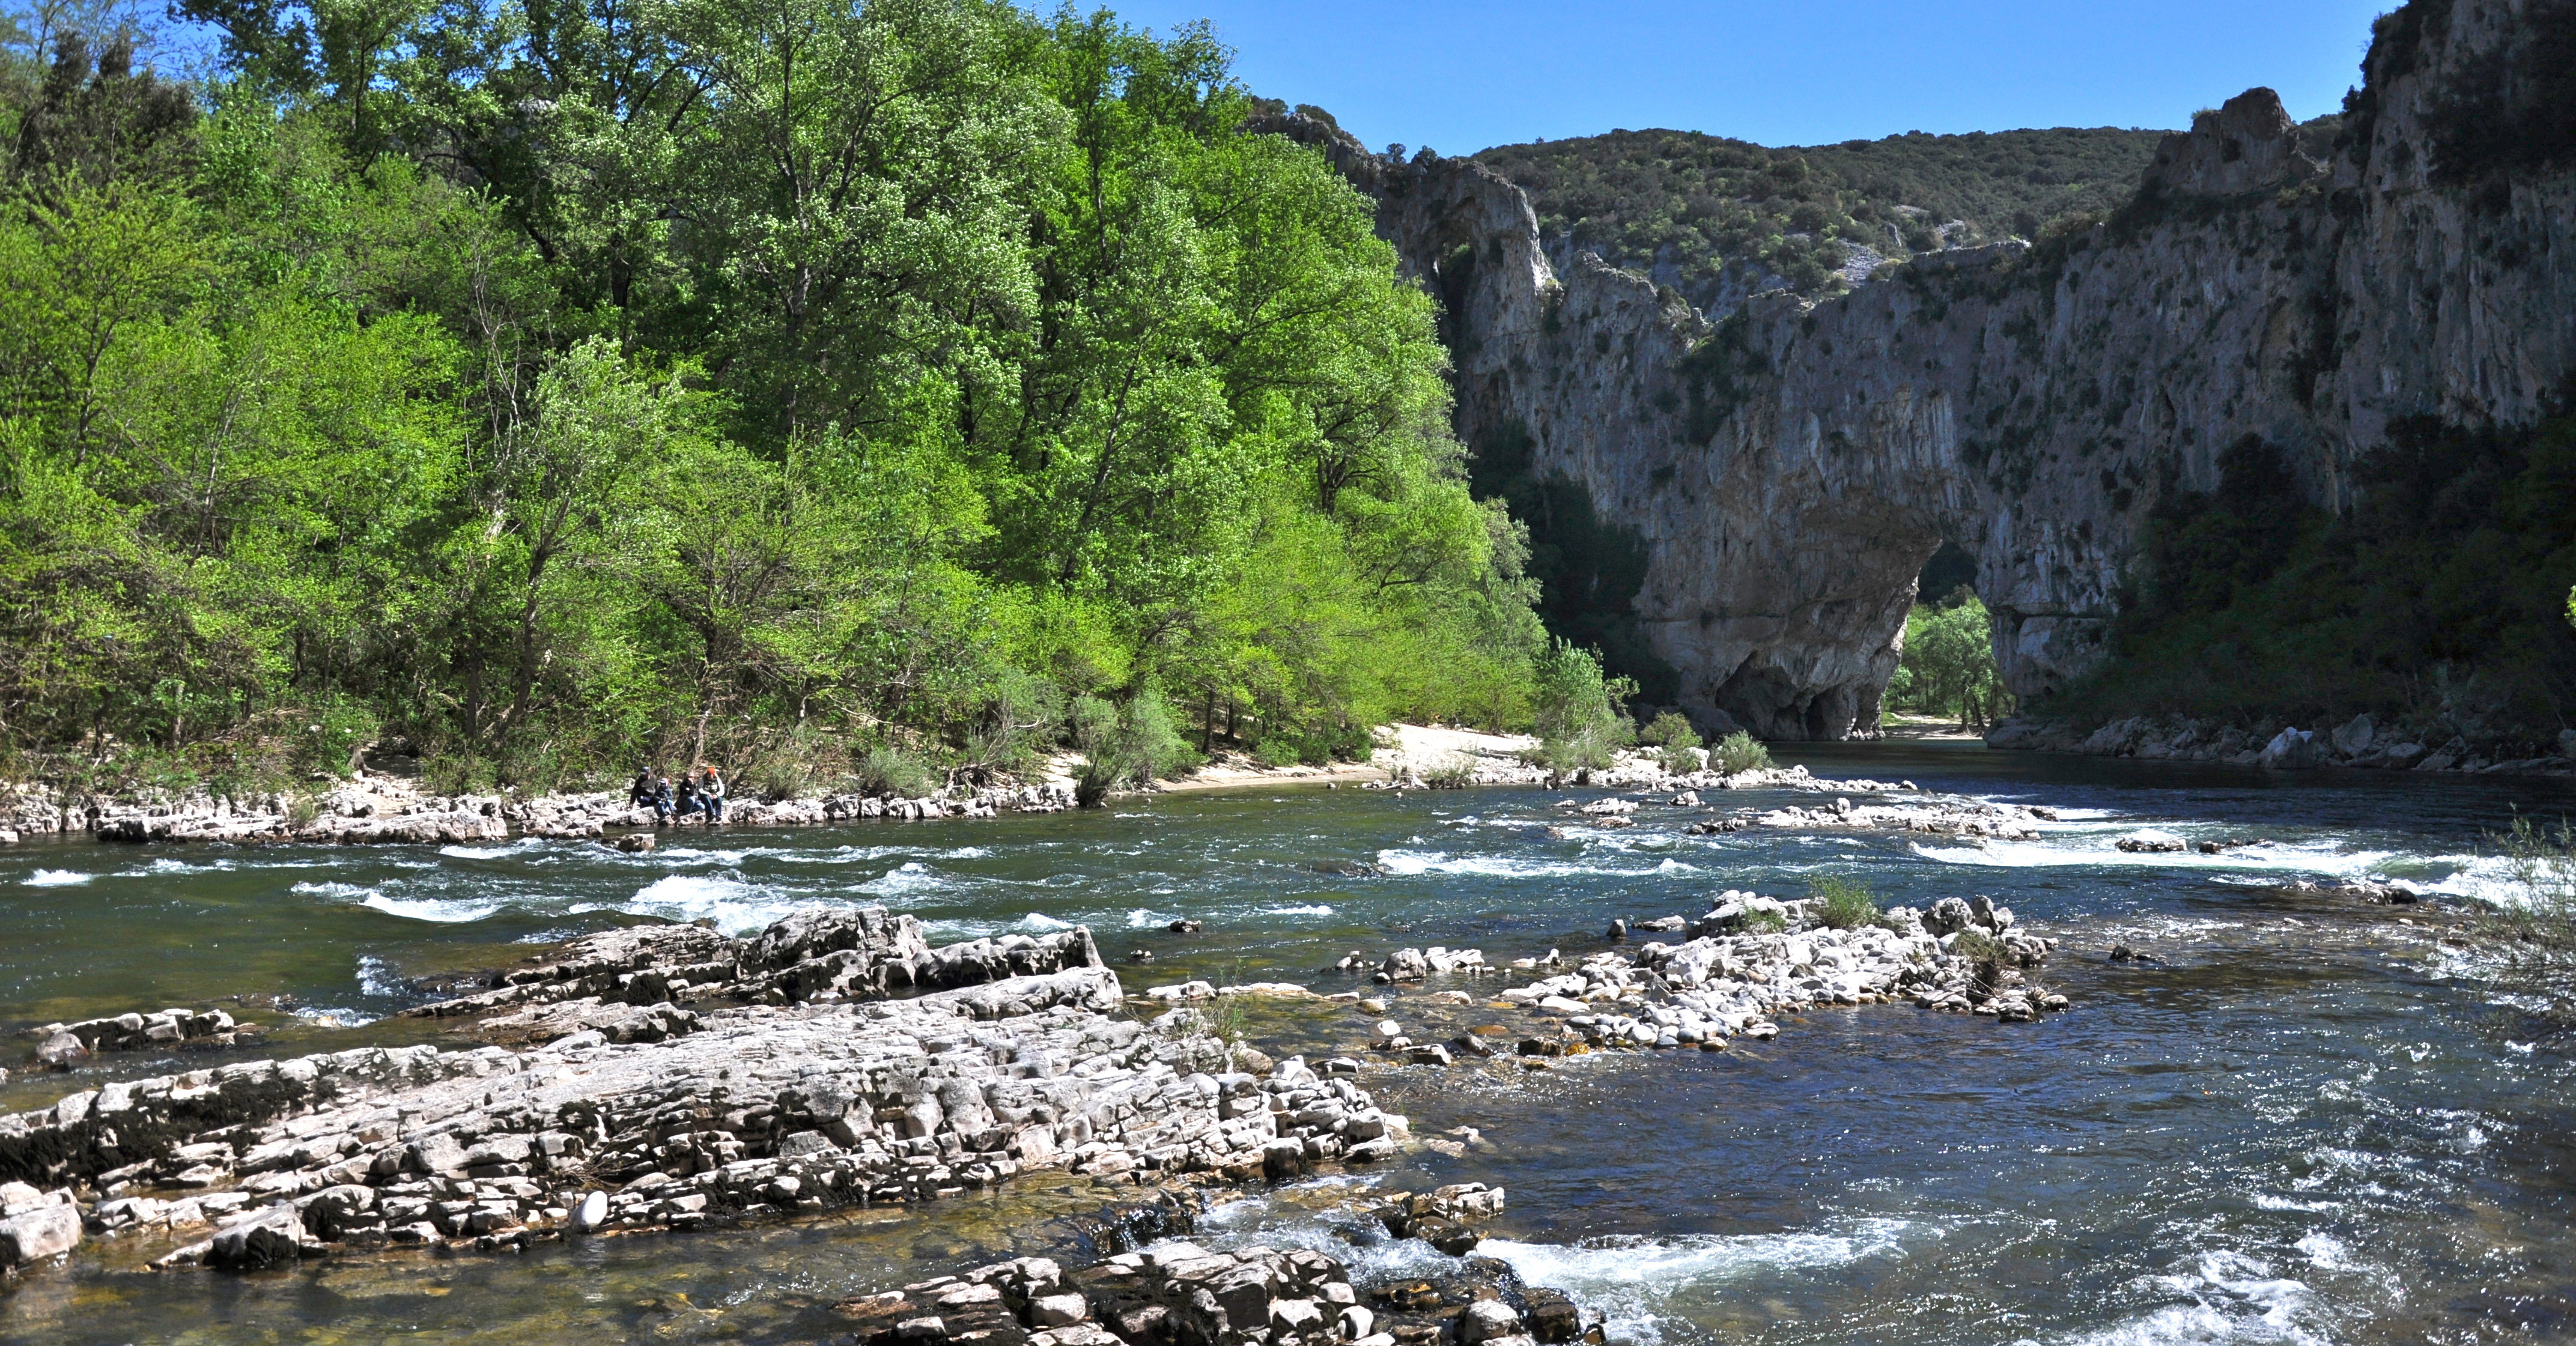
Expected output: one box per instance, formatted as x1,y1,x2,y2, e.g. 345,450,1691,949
1264,0,2576,738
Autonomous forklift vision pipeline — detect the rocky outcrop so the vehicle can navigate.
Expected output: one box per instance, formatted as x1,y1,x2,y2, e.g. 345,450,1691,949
833,1236,1590,1346
402,906,1105,1031
21,1009,246,1067
1,912,1403,1271
0,774,1075,846
1266,0,2576,738
1498,890,2061,1031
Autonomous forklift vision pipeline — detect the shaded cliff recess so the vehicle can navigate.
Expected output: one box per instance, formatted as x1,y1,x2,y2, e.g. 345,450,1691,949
1262,0,2576,741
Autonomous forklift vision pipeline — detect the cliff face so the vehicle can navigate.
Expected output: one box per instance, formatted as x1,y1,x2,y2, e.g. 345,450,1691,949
1266,0,2576,739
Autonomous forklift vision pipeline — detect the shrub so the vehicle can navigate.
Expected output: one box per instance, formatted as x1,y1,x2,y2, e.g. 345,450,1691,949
1811,875,1883,930
1710,730,1770,775
1073,688,1203,806
1533,638,1636,774
1740,907,1790,935
856,744,939,799
1637,711,1701,749
1656,743,1705,775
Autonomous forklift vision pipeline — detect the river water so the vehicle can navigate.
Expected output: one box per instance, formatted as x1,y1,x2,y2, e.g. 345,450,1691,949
3,744,2571,1345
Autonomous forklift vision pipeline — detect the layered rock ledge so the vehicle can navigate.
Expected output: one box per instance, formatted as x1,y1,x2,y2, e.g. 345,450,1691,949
0,910,1403,1275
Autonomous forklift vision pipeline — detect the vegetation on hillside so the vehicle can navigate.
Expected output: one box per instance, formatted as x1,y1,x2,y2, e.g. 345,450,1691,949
2049,417,2576,750
0,0,1555,799
1473,126,2168,309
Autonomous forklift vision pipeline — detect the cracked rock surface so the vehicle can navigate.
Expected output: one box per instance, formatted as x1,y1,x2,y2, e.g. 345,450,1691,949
0,909,1402,1272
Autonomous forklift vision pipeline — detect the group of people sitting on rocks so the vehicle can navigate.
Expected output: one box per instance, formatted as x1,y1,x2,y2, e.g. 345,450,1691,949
627,765,728,825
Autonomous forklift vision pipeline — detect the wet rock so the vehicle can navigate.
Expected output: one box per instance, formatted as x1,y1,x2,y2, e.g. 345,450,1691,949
2257,728,2324,771
31,1031,88,1071
2115,830,2188,853
0,1198,80,1269
1166,920,1203,935
1459,1300,1522,1343
204,1202,315,1270
612,833,655,853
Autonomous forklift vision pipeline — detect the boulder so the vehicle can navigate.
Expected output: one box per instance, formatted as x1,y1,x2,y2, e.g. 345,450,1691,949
206,1202,312,1270
2330,714,2376,759
2257,727,2324,771
0,1200,79,1269
2115,829,2188,853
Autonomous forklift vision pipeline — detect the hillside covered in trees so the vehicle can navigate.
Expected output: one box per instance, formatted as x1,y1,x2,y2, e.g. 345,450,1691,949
1474,124,2182,310
0,0,1555,798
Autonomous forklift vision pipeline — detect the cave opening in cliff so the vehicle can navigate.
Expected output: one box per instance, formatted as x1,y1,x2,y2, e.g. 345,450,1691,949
1916,539,1979,606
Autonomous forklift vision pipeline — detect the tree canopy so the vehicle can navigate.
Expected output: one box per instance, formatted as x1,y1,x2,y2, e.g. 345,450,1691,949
0,0,1547,795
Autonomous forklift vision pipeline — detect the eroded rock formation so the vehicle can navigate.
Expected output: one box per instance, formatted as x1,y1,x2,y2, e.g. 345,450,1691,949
1266,0,2576,737
0,908,1402,1271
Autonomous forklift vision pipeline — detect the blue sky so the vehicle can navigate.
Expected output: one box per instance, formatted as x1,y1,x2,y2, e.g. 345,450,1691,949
1108,0,2395,153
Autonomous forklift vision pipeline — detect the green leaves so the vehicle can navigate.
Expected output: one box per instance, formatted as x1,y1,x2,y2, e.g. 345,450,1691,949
0,0,1554,789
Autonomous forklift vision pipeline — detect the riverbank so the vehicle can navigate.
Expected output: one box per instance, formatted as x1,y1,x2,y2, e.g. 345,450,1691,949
0,723,1830,849
1988,712,2576,777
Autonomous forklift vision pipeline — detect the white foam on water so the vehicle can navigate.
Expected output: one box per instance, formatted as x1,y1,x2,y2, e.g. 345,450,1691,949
2063,1250,2327,1346
292,1005,378,1028
127,856,232,875
1014,912,1077,932
2292,1232,2351,1270
356,954,408,998
1126,908,1176,928
23,869,91,887
1477,1223,1915,1345
859,861,947,897
1914,833,2408,879
618,873,805,934
363,893,507,924
1262,903,1334,917
439,837,553,859
1375,849,1692,881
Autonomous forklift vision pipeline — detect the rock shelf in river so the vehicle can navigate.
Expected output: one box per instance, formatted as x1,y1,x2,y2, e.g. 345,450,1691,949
831,1229,1587,1346
0,911,1405,1274
1484,890,2062,1041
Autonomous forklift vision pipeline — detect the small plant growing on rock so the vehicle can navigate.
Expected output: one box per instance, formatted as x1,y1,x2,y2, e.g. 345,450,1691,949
1740,907,1790,935
1951,929,2011,997
1420,753,1476,789
1711,730,1770,775
1811,875,1883,930
2480,811,2576,948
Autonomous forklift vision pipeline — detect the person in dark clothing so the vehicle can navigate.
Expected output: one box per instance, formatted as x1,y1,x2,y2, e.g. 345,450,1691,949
628,768,655,810
675,771,700,822
651,771,673,826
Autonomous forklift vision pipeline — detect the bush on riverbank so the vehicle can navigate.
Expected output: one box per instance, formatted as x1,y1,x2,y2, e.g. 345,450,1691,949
1711,731,1772,775
0,5,1552,801
1531,640,1637,773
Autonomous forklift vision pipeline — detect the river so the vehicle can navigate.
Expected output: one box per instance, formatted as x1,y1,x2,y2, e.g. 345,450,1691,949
3,743,2571,1344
